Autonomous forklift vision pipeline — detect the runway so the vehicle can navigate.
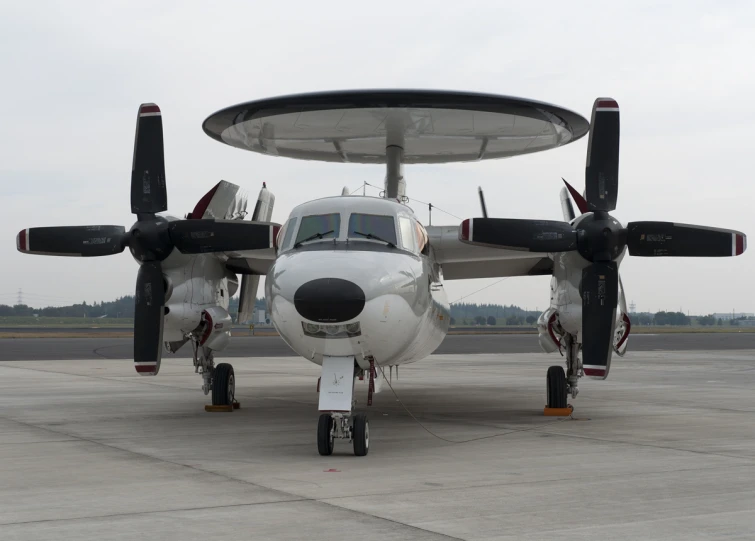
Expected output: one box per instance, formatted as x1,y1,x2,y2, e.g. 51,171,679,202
1,332,754,361
1,349,754,539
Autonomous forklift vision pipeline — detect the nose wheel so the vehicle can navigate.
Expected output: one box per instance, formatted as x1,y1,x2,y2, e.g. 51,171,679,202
316,413,369,457
317,414,335,456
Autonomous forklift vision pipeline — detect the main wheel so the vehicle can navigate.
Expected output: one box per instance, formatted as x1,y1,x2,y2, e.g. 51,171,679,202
212,363,235,407
352,413,369,457
317,414,335,456
546,365,567,409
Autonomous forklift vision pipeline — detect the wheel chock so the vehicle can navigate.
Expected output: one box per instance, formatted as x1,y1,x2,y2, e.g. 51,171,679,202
233,401,240,410
543,405,573,416
204,404,234,412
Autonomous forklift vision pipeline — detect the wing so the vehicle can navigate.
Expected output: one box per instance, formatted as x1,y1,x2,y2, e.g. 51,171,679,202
427,225,553,280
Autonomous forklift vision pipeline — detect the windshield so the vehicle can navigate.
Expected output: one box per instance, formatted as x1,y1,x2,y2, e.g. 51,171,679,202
295,213,340,245
348,214,397,245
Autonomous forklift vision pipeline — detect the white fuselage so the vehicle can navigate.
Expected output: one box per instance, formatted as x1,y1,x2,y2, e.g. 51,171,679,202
265,196,450,368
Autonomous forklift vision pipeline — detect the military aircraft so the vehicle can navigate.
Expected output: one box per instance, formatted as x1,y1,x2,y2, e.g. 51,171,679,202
16,91,746,457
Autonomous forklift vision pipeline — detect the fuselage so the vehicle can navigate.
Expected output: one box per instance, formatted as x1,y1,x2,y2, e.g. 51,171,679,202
265,195,450,367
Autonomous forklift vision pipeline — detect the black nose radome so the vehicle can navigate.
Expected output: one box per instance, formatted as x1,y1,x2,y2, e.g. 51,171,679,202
294,278,365,323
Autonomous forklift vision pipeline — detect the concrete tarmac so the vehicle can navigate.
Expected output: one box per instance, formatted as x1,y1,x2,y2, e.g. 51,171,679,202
1,349,755,539
2,332,755,361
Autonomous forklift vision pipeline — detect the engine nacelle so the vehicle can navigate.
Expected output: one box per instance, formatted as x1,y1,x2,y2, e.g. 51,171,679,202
199,306,232,351
536,308,561,354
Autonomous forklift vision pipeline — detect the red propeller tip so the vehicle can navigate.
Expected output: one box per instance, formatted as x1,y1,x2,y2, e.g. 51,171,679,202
735,233,746,256
139,103,161,117
460,219,471,241
584,366,607,378
16,229,28,251
595,98,619,111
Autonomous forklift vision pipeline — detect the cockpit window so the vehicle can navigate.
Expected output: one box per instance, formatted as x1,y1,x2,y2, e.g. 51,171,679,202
295,213,340,245
348,214,397,245
279,217,298,250
398,217,416,252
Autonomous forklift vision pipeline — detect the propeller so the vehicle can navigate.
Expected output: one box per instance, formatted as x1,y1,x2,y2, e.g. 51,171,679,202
17,103,278,375
460,97,747,379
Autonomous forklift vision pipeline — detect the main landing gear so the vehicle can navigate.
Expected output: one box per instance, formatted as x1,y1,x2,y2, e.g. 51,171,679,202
190,337,235,407
546,333,581,409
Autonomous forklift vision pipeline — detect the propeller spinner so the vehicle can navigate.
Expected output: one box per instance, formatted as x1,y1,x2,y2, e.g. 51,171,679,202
17,104,278,375
460,97,747,378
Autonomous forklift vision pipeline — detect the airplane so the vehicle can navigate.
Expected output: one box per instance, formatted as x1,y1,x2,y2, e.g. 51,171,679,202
16,90,747,457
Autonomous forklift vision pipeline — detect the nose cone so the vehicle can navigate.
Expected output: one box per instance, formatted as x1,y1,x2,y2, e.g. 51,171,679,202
294,278,365,323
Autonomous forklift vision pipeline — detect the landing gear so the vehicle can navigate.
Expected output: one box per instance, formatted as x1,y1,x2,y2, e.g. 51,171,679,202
317,413,335,456
212,363,235,407
352,413,369,456
316,412,369,456
564,333,582,399
546,366,568,408
316,357,373,456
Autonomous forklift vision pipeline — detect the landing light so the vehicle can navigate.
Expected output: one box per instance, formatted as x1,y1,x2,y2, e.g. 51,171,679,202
302,321,361,339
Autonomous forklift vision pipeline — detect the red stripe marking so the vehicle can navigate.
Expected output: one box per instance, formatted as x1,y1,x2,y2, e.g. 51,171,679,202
596,98,619,109
272,225,281,249
140,104,161,115
17,229,27,251
135,365,157,373
189,182,220,219
200,310,214,345
584,368,606,377
736,234,745,255
616,313,631,350
562,178,589,215
460,219,470,241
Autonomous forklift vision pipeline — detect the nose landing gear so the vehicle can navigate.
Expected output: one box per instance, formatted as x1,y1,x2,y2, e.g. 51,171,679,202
316,412,370,456
316,356,371,456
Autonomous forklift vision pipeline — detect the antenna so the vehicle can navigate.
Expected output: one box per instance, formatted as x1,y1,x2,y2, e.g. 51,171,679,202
478,186,488,218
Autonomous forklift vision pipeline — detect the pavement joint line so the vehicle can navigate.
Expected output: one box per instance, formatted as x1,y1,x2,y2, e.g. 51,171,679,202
317,462,755,503
0,499,309,528
483,507,755,539
0,414,464,540
541,429,755,463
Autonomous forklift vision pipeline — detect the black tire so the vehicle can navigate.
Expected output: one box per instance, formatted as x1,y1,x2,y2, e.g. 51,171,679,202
352,413,369,457
212,363,235,407
546,365,567,409
317,414,335,456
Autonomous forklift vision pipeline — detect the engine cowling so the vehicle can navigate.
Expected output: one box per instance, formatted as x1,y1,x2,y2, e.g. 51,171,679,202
536,308,562,354
199,306,233,351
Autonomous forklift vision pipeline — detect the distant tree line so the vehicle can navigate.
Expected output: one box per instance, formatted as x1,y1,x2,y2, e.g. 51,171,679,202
0,296,137,318
450,303,540,326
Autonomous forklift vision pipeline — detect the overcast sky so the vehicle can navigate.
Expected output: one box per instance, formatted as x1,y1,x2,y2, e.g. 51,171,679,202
1,0,752,315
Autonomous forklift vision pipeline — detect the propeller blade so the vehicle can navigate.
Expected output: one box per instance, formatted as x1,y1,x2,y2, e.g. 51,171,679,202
562,178,588,215
478,186,488,218
459,218,578,252
16,226,126,257
131,103,168,215
134,261,165,375
168,220,277,254
585,98,620,212
559,187,575,222
626,222,747,257
581,262,618,379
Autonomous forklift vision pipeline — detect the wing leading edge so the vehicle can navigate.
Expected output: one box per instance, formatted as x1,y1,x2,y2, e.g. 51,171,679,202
427,225,552,280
